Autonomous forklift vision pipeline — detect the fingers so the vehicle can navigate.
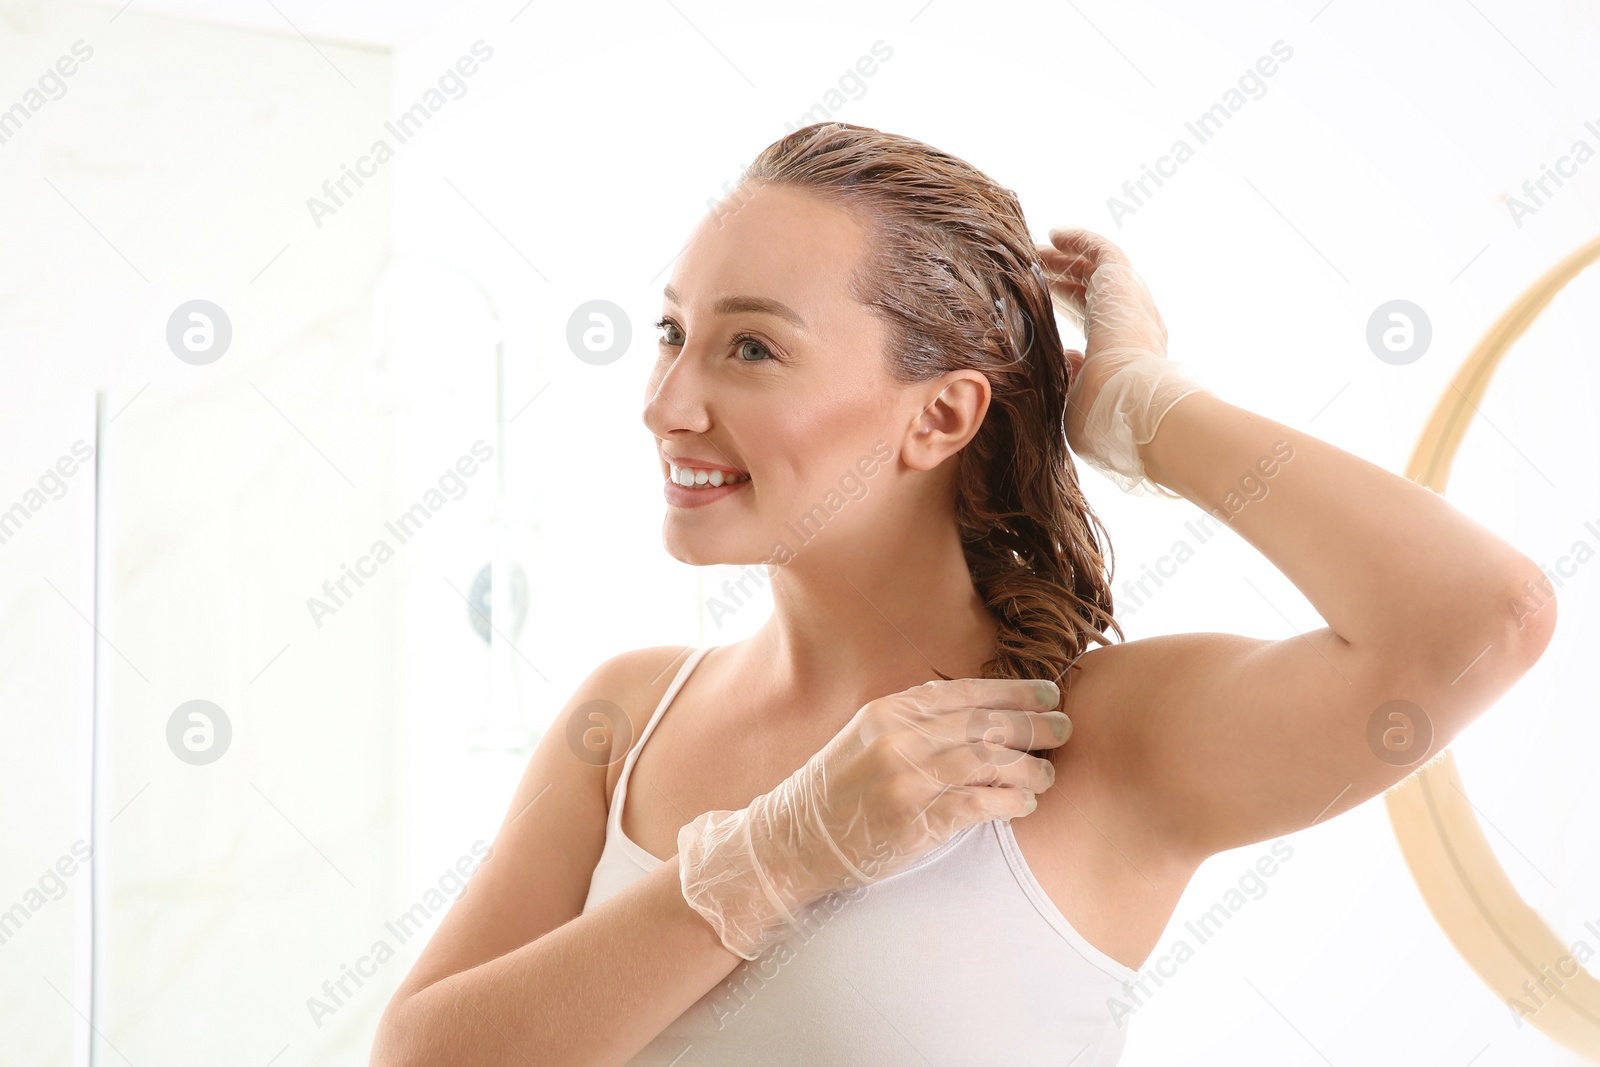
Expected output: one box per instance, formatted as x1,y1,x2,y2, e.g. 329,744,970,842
913,676,1061,713
1047,226,1131,268
1042,229,1135,322
873,679,1073,839
966,705,1072,754
912,680,1070,748
951,781,1040,824
1043,241,1094,267
1037,245,1096,327
1047,283,1087,328
1038,244,1094,271
1037,245,1095,286
870,680,1072,799
922,741,1055,794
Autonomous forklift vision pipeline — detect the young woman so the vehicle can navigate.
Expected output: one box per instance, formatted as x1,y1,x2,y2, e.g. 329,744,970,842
370,123,1555,1066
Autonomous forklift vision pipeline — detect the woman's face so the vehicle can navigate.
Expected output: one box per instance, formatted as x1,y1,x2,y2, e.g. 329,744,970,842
642,182,925,568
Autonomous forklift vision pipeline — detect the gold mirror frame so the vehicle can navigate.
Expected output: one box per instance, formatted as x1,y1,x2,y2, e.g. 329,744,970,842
1386,233,1600,1060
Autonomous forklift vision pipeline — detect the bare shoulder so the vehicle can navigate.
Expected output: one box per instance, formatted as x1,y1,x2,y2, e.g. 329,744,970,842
1062,630,1260,771
1059,627,1365,864
1056,633,1163,741
584,644,699,773
1051,632,1241,869
379,644,694,1009
1007,634,1214,967
1060,630,1258,751
1066,626,1251,679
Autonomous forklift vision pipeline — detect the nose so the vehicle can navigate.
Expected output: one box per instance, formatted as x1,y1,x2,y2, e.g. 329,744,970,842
642,341,712,442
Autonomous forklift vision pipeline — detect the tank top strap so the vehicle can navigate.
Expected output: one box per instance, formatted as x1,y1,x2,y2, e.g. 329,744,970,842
608,645,718,836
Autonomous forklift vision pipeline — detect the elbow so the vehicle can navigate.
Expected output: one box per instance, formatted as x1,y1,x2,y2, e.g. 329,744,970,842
1503,561,1558,668
1375,567,1556,752
1386,564,1557,691
368,1028,403,1067
1456,565,1558,688
369,995,422,1067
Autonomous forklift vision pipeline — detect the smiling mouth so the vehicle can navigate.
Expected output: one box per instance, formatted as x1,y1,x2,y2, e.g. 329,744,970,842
668,463,751,488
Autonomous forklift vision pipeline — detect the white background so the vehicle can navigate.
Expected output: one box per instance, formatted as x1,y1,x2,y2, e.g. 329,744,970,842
0,0,1596,1064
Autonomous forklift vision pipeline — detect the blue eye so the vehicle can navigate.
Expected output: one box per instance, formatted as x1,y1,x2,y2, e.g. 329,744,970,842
652,317,780,364
733,335,773,362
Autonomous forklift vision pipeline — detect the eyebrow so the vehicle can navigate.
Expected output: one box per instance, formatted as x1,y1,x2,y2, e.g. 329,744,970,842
662,284,808,331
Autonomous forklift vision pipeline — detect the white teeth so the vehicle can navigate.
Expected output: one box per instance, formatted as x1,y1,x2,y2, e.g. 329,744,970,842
669,463,749,487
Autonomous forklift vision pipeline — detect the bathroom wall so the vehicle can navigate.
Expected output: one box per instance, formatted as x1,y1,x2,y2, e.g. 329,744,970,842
0,4,402,1062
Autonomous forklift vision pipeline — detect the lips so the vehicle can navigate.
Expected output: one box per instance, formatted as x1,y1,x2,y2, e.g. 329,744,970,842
657,447,751,508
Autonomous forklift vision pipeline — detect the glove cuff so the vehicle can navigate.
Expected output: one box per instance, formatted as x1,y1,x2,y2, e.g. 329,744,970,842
1073,354,1208,499
677,804,800,961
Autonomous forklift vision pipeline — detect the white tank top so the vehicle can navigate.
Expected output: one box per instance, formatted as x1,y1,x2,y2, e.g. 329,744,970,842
582,645,1139,1066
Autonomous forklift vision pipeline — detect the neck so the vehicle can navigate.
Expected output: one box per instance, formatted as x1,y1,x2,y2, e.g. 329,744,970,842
748,513,998,712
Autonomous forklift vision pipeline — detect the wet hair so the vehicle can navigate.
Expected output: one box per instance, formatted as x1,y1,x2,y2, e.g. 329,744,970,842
736,121,1126,689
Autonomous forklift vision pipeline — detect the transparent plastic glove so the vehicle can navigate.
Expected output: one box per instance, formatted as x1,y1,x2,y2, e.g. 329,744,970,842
1039,227,1211,499
678,677,1070,960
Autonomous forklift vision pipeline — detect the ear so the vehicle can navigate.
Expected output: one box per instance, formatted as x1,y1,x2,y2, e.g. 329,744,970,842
901,370,990,472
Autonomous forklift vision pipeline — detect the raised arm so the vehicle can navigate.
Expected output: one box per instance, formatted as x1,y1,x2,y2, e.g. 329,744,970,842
1041,229,1556,865
1085,390,1551,862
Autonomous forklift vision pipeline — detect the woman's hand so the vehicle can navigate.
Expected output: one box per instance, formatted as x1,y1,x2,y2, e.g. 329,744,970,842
676,677,1069,960
1036,226,1208,497
1037,227,1169,449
